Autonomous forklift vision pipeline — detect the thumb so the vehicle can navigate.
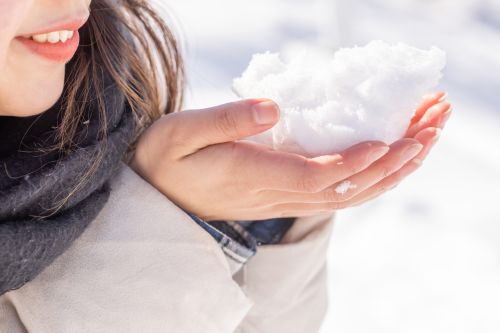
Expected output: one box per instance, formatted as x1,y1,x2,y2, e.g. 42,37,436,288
169,98,280,156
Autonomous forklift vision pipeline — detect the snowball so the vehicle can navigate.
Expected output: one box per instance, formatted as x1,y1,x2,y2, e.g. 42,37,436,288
232,40,446,157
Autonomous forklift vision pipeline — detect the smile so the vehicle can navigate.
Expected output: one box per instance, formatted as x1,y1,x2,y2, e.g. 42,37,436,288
27,30,76,44
14,17,88,63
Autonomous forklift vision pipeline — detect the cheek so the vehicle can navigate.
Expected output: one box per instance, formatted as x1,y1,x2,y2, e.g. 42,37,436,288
0,0,62,117
0,0,30,66
0,0,30,22
0,0,33,45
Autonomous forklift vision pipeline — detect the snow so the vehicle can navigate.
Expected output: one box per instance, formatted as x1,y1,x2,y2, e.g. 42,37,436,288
335,181,357,195
155,0,500,331
232,41,446,157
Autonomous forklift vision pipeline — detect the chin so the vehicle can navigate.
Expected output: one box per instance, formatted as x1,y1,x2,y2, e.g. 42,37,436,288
16,99,62,117
2,91,63,117
0,70,65,117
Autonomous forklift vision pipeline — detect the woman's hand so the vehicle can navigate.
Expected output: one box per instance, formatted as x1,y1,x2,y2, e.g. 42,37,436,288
242,93,451,216
339,92,452,208
130,95,450,221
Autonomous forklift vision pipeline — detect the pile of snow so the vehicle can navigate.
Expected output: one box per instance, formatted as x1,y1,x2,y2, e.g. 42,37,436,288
232,40,446,157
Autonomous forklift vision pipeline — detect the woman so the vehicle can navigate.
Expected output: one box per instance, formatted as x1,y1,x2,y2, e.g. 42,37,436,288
0,0,451,332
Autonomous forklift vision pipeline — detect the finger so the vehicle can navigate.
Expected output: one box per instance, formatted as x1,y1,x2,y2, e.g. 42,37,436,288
349,127,441,207
266,157,421,215
252,140,390,193
406,101,451,138
437,106,452,128
348,162,420,208
410,91,447,126
329,138,422,201
166,99,280,158
412,127,441,163
258,139,422,205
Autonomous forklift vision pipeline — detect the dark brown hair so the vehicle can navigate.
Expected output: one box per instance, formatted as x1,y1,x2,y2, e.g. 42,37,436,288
40,0,184,216
60,0,184,153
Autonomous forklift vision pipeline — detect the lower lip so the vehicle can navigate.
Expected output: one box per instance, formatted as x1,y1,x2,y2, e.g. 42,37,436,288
15,31,80,63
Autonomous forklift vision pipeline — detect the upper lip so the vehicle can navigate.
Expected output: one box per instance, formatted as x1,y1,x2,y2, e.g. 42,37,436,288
18,13,89,37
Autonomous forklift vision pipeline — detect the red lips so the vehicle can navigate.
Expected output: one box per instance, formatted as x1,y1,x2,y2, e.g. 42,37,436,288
15,31,81,63
14,16,88,63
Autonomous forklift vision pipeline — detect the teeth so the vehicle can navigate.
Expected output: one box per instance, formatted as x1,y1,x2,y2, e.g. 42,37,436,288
47,31,60,43
32,34,48,43
30,30,75,44
59,31,69,43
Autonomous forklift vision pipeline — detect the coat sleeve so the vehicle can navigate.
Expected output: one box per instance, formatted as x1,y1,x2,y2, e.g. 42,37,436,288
0,164,254,333
233,212,335,333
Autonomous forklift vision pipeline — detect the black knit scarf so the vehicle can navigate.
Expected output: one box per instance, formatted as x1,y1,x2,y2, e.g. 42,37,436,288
0,60,136,295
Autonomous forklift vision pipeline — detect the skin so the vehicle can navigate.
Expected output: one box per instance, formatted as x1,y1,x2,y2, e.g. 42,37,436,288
0,1,452,222
131,93,452,221
0,0,90,117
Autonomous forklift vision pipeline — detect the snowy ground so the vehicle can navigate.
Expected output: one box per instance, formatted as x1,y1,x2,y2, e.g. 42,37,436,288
157,0,500,331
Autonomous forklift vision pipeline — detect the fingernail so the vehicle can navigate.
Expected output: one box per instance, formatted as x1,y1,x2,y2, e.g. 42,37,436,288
403,143,423,160
366,146,390,164
438,92,448,102
252,101,279,125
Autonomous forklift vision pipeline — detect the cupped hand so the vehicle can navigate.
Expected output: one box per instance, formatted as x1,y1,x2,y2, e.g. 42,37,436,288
247,92,451,217
130,95,451,221
338,91,452,208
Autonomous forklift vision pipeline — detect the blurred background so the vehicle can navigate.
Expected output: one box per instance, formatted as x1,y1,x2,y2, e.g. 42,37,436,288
157,0,500,331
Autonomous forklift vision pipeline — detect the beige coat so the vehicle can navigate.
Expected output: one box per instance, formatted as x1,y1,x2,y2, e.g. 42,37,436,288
0,163,335,333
